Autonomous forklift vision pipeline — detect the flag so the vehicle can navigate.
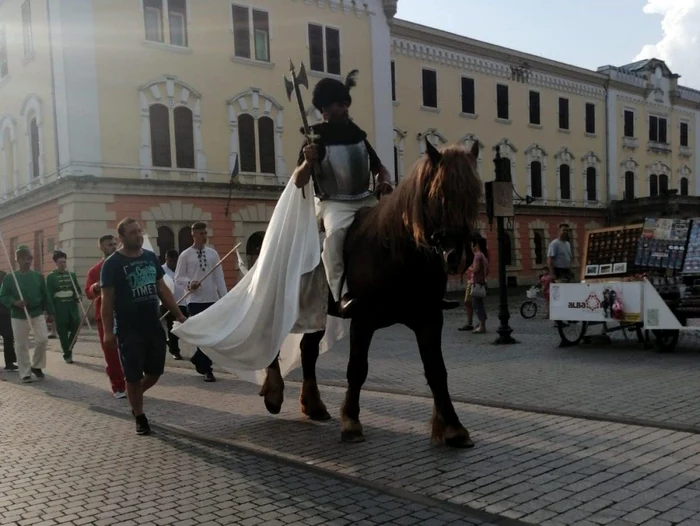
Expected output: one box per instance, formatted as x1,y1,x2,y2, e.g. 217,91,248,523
230,153,240,183
237,248,249,276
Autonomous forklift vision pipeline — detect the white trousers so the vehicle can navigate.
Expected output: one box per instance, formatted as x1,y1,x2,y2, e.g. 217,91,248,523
11,316,49,378
316,195,377,302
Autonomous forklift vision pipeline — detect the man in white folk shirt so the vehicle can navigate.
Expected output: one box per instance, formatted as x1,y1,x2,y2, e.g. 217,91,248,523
175,222,227,382
161,249,188,361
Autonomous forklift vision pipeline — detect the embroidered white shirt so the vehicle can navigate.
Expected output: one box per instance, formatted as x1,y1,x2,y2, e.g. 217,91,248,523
162,264,187,306
174,245,227,304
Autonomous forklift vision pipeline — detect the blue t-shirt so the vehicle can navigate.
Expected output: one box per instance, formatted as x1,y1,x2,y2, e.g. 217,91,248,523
100,249,165,335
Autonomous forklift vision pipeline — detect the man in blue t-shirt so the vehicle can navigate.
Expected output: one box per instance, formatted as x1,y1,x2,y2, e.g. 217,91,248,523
101,217,186,435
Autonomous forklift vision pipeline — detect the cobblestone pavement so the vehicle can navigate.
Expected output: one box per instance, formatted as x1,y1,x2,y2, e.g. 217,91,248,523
3,348,700,525
0,382,499,526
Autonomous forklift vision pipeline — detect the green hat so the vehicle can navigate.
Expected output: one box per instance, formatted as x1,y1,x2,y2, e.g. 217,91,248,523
15,245,30,256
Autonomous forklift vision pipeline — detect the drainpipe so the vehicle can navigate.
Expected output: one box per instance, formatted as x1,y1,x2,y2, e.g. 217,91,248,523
603,81,611,226
45,0,61,179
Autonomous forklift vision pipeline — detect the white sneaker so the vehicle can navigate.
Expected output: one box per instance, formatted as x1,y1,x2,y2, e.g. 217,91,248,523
113,391,127,399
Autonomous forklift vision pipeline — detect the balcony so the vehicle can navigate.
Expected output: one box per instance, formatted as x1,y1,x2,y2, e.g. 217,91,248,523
648,141,671,154
679,145,693,158
622,137,638,150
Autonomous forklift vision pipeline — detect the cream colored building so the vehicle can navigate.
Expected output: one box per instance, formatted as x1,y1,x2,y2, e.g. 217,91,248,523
0,0,697,287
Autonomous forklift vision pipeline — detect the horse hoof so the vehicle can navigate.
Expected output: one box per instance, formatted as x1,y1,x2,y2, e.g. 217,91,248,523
306,409,331,422
264,399,282,415
341,430,366,443
445,435,475,449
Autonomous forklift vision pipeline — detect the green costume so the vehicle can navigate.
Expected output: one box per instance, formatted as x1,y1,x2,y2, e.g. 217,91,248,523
45,270,81,360
0,270,52,320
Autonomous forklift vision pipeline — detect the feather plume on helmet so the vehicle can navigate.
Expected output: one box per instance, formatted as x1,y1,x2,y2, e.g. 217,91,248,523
311,69,359,112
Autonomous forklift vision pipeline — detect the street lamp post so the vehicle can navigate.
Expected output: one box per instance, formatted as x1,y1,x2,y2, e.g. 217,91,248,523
488,147,518,345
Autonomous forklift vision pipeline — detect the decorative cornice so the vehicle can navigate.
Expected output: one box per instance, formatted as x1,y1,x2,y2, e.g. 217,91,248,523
382,0,397,20
391,37,605,100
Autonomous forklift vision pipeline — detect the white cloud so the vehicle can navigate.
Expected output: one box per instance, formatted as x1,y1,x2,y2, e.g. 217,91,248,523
635,0,700,87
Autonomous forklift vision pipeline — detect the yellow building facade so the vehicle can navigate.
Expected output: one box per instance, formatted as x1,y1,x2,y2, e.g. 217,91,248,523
0,0,697,287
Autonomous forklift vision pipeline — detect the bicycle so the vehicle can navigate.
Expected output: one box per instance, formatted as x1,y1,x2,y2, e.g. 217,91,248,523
520,286,547,319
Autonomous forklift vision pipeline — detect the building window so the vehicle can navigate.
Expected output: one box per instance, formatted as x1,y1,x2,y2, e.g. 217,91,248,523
585,103,595,134
496,84,509,120
529,91,540,125
21,0,33,58
2,126,14,189
149,104,172,167
461,77,475,114
681,177,689,196
558,98,569,130
237,113,275,174
246,231,265,268
421,69,437,108
232,5,270,62
393,146,399,184
390,61,396,102
649,174,658,197
559,164,571,200
533,229,545,266
586,167,597,201
530,161,542,198
649,115,667,143
0,27,8,78
157,225,175,263
680,121,689,147
29,117,39,178
144,0,188,47
173,107,194,169
624,109,635,137
308,24,340,75
659,173,669,194
178,226,193,252
624,171,635,199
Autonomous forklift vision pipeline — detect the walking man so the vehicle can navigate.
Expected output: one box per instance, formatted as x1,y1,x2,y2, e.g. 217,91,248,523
101,218,185,434
548,223,574,283
85,234,126,399
0,269,17,371
175,222,226,382
0,246,52,383
161,249,187,360
45,251,82,364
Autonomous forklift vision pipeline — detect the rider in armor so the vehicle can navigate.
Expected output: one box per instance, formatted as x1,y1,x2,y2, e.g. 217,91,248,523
292,70,393,318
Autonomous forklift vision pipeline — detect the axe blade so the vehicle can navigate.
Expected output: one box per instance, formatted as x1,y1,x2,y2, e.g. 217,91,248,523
297,62,309,89
284,76,294,101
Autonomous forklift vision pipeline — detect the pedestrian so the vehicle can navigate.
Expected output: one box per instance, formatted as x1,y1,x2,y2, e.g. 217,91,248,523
174,222,226,382
85,234,126,399
161,249,187,360
100,218,186,435
0,269,17,371
539,266,552,317
469,236,489,334
0,245,52,383
45,251,82,364
548,223,574,283
458,233,483,332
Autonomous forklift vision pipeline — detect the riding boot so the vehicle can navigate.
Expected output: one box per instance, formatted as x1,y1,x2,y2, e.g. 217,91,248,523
337,294,355,318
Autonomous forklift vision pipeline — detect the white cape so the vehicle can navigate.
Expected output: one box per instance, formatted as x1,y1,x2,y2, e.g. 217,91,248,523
171,179,348,385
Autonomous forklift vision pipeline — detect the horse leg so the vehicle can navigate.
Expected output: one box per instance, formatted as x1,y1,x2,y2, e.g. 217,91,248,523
259,353,284,415
299,330,331,421
413,315,473,449
340,320,374,443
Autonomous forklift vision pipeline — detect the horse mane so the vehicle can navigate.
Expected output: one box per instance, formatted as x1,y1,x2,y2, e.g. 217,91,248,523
355,143,483,260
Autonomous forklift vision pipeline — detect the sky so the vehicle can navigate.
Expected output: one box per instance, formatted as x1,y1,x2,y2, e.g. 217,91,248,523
396,0,700,89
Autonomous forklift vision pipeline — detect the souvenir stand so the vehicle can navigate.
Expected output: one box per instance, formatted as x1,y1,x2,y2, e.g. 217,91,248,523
549,218,700,352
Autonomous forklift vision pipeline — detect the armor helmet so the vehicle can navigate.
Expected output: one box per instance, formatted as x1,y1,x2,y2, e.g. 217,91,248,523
312,69,358,112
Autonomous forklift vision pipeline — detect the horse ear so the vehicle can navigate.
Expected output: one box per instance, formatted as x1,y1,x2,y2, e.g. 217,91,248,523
469,141,479,158
424,137,442,165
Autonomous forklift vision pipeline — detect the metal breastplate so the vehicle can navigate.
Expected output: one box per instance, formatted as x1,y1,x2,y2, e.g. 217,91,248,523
315,141,372,201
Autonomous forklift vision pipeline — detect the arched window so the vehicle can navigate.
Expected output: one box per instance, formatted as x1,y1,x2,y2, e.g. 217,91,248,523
659,173,669,194
530,161,542,198
257,116,276,174
559,164,571,200
174,106,194,169
650,174,658,197
29,117,39,179
237,114,256,173
534,231,544,265
157,226,175,264
681,177,689,196
246,231,265,267
624,171,635,199
586,167,597,201
149,104,171,167
178,226,193,252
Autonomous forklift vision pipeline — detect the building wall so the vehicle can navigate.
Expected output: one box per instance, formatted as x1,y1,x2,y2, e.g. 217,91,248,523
0,0,58,200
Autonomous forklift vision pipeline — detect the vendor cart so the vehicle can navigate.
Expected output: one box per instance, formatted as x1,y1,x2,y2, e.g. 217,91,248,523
550,218,700,353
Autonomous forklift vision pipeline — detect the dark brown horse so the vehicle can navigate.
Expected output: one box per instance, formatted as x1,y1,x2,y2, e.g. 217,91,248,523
261,138,482,448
